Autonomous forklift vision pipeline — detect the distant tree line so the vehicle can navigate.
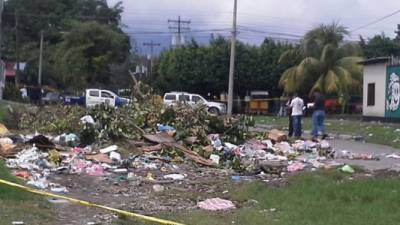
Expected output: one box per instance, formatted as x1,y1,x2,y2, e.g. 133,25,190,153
148,37,295,98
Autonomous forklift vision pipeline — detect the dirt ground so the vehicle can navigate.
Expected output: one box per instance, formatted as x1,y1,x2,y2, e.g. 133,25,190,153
46,165,243,224
44,167,400,225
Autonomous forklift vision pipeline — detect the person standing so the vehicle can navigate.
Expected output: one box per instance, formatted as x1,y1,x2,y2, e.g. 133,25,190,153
285,94,293,137
20,85,28,101
311,90,327,140
290,93,304,138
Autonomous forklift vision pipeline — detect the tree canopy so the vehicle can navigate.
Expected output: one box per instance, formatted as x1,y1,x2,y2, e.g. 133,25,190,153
360,34,400,59
150,37,294,97
279,23,363,105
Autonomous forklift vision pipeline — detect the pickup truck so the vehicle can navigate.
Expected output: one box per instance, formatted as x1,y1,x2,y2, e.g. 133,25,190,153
64,89,130,107
163,92,226,115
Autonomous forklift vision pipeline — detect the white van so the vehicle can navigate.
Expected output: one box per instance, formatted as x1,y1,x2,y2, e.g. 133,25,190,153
163,92,226,115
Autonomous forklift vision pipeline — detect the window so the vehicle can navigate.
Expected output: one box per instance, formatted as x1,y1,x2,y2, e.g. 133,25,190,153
367,83,375,106
178,94,190,102
89,90,99,97
101,91,114,98
192,95,203,103
164,94,176,101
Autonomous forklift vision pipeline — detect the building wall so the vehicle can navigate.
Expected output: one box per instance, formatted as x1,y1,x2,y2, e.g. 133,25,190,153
363,63,386,117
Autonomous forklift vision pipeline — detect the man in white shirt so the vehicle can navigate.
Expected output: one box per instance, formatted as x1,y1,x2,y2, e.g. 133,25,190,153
290,93,304,138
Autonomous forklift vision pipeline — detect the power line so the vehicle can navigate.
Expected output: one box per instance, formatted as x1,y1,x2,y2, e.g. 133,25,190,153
350,9,400,33
124,28,230,35
238,26,303,38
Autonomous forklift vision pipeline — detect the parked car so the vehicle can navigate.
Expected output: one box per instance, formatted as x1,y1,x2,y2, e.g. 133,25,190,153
325,98,341,114
163,92,226,115
64,89,131,108
41,92,63,105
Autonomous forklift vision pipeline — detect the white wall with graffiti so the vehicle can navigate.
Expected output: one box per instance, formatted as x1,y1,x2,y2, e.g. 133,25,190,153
385,66,400,118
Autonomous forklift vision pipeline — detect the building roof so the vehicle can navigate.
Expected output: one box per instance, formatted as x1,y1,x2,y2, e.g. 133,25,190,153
358,57,391,65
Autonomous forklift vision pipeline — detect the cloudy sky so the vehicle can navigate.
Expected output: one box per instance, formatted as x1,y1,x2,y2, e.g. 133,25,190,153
108,0,400,55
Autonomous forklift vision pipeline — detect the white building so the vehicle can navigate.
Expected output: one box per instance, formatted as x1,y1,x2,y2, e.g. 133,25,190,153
361,57,400,120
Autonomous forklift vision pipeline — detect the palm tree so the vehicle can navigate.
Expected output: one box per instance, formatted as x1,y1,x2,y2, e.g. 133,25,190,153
279,23,363,111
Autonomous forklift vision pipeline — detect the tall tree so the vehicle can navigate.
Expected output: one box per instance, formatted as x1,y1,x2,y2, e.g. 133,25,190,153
54,21,129,89
279,23,363,111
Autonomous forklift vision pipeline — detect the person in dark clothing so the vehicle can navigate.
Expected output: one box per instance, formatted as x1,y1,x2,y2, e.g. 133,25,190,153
285,94,293,137
311,90,327,140
28,86,42,105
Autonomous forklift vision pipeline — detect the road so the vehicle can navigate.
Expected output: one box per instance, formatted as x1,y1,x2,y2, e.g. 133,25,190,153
330,139,400,170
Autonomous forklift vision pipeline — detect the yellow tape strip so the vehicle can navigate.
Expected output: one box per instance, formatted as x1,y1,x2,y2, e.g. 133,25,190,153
0,179,185,225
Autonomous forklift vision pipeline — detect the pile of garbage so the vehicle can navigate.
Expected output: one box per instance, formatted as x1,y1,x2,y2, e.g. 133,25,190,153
0,117,348,195
2,97,395,196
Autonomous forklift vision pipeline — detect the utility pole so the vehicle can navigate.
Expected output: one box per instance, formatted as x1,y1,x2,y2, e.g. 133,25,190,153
0,0,3,60
0,0,4,100
227,0,237,116
14,9,19,86
143,40,160,76
168,16,190,47
38,30,44,86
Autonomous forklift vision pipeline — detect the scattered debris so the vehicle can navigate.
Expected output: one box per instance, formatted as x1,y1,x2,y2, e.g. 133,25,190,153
386,153,400,159
47,198,70,204
336,150,379,160
0,137,13,144
340,165,355,174
85,154,113,164
268,129,287,142
11,221,24,225
0,143,17,157
210,154,220,165
100,145,118,154
152,184,165,192
164,174,185,180
26,135,55,150
287,162,306,172
197,198,236,211
0,123,9,135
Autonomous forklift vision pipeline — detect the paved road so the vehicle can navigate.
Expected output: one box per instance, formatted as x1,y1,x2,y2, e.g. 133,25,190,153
330,139,400,170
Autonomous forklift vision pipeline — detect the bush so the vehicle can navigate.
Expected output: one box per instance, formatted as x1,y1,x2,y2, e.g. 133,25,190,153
3,85,23,102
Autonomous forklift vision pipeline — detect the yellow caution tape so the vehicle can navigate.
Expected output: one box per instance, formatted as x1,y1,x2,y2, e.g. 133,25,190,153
0,179,185,225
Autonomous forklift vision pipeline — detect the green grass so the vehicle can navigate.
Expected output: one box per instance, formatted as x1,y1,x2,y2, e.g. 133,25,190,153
133,171,400,225
255,116,400,148
0,160,54,225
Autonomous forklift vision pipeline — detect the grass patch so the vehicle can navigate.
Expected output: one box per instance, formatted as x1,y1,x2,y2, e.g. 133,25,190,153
255,116,400,148
0,160,54,225
133,171,400,225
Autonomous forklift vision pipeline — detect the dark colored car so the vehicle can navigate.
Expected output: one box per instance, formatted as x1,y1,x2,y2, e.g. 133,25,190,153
42,92,63,105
